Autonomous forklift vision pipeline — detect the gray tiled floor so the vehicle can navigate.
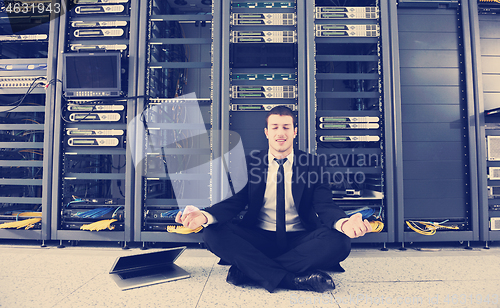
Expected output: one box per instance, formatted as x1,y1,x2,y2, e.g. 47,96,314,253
0,242,499,308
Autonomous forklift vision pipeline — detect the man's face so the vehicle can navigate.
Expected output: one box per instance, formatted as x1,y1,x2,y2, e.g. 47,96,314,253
264,114,297,157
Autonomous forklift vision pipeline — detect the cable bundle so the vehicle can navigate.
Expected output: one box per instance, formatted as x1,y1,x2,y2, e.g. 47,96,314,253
167,225,202,234
0,218,41,230
75,207,114,219
479,0,500,3
0,211,43,229
345,207,384,232
0,77,49,113
345,206,375,219
66,198,86,207
405,220,459,236
78,206,122,231
14,212,42,218
345,206,383,220
80,219,117,231
162,209,180,218
369,221,384,233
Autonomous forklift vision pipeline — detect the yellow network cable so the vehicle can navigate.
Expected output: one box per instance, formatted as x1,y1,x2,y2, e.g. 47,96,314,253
24,219,40,230
21,119,41,124
0,218,41,230
405,220,459,236
434,224,459,231
80,219,117,231
16,212,42,217
406,220,436,235
369,220,384,233
167,225,203,234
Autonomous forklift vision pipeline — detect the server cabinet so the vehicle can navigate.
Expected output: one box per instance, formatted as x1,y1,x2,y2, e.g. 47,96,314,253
51,0,140,244
221,0,310,235
394,1,479,243
471,0,500,243
0,5,59,241
306,0,395,244
225,0,301,157
134,0,217,243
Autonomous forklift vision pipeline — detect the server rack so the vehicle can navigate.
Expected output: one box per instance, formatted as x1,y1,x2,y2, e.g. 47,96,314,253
0,5,59,242
134,0,217,244
226,0,302,156
394,0,479,244
51,0,140,245
219,0,313,237
306,0,395,244
471,0,500,244
0,0,494,247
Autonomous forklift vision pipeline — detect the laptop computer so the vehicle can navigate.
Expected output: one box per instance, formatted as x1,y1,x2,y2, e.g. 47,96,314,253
109,246,190,291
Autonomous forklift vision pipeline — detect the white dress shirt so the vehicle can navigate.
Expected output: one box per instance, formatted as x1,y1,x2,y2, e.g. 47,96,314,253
257,150,305,231
201,150,348,233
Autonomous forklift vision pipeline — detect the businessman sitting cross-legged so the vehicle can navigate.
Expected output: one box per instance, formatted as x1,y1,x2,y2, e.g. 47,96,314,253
176,106,371,293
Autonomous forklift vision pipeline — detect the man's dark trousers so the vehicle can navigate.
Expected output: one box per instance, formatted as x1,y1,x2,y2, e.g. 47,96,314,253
203,222,351,292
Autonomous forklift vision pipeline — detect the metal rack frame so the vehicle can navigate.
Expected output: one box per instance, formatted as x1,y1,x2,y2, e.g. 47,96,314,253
468,0,500,244
133,0,218,244
305,0,395,244
1,0,497,246
50,0,140,244
0,11,59,242
392,0,480,245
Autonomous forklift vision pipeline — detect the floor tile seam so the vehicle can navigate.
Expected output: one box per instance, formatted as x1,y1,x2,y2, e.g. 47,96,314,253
401,253,499,257
332,281,459,308
349,248,498,252
290,291,340,307
0,253,41,260
343,254,492,258
48,273,102,308
333,281,450,308
441,279,500,298
325,290,341,308
333,280,354,307
387,255,500,274
0,275,97,280
398,255,489,266
340,279,447,283
0,247,147,252
442,278,500,282
339,279,500,284
193,258,217,308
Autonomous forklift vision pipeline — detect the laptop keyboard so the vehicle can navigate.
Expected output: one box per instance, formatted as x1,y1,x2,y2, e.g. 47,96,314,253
118,266,168,280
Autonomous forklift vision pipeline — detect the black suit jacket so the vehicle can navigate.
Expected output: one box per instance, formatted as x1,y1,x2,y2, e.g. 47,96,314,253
205,149,347,231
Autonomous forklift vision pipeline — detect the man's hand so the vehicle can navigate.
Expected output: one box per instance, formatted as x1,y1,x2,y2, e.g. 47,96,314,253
175,205,208,230
341,213,372,238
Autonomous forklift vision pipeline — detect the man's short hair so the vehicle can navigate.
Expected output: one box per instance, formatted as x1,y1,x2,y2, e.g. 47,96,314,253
265,105,296,128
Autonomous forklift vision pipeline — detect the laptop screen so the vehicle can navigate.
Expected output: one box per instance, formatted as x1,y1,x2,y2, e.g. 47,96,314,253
110,247,185,273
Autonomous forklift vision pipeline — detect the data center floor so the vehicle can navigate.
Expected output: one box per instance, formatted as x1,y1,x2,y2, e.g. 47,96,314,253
0,240,499,308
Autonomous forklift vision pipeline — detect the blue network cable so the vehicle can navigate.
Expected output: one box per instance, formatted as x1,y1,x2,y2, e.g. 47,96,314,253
161,209,180,218
66,199,85,207
345,206,376,220
112,206,122,218
75,207,114,219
